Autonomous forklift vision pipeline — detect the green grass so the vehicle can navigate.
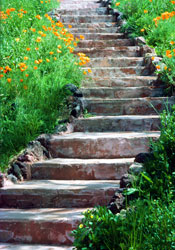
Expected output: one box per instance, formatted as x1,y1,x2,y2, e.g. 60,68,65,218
0,0,90,171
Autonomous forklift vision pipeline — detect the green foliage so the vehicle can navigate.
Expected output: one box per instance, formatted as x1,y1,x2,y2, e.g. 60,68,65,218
0,0,86,171
72,199,175,250
112,0,175,85
135,105,175,199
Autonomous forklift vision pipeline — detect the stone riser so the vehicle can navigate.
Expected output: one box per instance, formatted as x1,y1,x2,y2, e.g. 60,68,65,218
60,15,115,23
47,132,159,159
0,182,119,208
0,244,73,250
87,57,144,67
70,27,119,33
32,159,133,180
78,39,134,48
83,76,157,87
0,208,84,245
83,67,146,77
81,87,164,99
86,97,174,116
64,22,117,28
74,33,125,40
73,116,160,132
57,8,107,15
75,47,140,57
59,4,100,10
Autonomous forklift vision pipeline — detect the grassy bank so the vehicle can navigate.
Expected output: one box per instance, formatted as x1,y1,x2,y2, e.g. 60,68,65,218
0,0,90,171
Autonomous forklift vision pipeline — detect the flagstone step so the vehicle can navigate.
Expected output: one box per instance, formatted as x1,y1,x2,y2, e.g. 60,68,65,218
85,97,175,116
64,22,117,28
73,115,160,132
81,86,164,98
83,76,158,87
83,66,147,77
74,33,125,40
75,46,140,57
31,158,134,180
57,7,107,15
69,27,119,33
46,132,159,159
0,180,120,208
0,243,73,250
78,39,134,48
60,15,115,23
87,57,144,67
59,4,100,10
0,208,85,245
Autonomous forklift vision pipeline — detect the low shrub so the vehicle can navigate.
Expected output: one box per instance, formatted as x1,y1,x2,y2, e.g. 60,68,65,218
72,199,175,250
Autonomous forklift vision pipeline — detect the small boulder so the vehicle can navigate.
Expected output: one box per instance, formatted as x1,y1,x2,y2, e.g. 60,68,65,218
134,152,153,163
129,162,144,175
108,190,125,214
120,173,134,188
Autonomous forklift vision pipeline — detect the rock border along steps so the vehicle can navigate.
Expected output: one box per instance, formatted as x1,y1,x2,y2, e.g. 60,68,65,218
0,0,175,249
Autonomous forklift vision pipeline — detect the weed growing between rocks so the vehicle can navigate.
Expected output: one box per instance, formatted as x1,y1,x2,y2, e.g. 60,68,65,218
112,0,175,85
0,0,91,171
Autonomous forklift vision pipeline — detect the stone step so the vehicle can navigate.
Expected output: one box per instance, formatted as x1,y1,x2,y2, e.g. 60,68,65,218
83,76,158,87
45,132,159,159
87,57,144,67
78,39,134,48
0,180,120,208
0,208,85,245
73,115,160,132
59,4,100,10
83,66,147,77
75,46,140,57
56,7,107,15
85,97,175,116
81,86,164,98
64,22,117,28
60,15,115,23
69,27,119,33
0,243,73,250
31,158,134,180
74,33,125,40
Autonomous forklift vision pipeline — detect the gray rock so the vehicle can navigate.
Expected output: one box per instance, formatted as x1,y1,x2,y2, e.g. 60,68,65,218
134,36,146,46
134,152,153,163
7,174,18,184
0,174,4,188
129,162,144,175
120,173,134,188
108,189,125,214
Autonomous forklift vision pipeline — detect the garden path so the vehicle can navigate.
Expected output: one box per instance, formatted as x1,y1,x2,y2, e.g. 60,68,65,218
0,0,170,249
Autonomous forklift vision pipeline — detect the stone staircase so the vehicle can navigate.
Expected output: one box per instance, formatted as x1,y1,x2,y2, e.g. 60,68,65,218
0,0,174,249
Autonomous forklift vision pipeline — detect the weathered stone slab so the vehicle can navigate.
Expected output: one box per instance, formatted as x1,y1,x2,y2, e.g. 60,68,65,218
31,158,134,180
0,180,120,208
82,66,147,77
87,57,144,67
0,243,73,249
81,86,164,98
75,46,140,57
78,39,134,48
82,76,158,87
85,97,175,115
0,208,84,245
60,15,115,23
46,132,159,159
73,115,160,132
